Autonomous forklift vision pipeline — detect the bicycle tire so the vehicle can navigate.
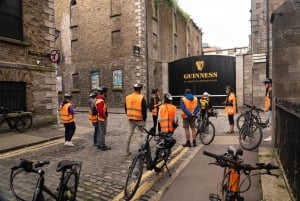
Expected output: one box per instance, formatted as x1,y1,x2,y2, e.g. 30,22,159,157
236,113,259,131
124,153,144,200
15,116,32,133
60,171,79,201
199,121,215,145
239,122,262,151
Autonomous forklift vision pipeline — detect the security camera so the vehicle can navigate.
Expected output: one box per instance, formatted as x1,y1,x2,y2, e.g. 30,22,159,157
37,60,41,65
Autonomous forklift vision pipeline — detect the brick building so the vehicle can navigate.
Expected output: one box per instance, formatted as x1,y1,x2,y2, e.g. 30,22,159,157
0,0,57,126
54,0,202,107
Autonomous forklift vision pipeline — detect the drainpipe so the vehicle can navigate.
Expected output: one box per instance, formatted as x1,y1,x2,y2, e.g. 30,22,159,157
145,0,150,102
266,0,270,78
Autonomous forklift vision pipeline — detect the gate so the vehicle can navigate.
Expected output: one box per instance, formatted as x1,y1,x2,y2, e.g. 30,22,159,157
0,81,27,111
275,100,300,201
168,55,236,107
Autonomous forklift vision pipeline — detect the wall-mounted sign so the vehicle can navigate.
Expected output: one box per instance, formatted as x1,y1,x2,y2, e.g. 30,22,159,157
133,46,140,57
50,49,60,63
91,71,99,89
112,69,122,90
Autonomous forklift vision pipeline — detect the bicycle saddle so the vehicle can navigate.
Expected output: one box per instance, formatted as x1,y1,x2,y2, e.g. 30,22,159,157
56,160,74,172
227,146,243,158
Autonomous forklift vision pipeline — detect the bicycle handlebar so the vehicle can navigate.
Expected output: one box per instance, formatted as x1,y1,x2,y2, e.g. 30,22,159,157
203,150,279,174
11,159,50,173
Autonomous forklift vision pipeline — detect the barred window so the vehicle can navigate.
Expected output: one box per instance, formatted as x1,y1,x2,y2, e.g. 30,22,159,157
0,0,23,40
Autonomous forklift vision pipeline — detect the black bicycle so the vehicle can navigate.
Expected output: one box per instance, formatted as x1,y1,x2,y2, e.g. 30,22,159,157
196,108,218,145
124,122,176,200
0,106,32,133
10,159,82,201
203,146,279,201
236,103,269,131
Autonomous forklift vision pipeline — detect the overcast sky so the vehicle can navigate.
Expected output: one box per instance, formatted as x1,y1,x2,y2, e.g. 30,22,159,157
176,0,251,49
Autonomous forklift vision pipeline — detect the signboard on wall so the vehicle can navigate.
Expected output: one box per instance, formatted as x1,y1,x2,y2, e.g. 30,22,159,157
91,71,99,89
168,55,236,106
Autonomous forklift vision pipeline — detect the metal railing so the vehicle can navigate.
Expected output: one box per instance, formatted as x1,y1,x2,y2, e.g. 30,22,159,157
275,99,300,201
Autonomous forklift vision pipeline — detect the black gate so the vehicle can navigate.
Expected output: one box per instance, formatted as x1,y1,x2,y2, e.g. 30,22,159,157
0,81,27,111
168,55,236,107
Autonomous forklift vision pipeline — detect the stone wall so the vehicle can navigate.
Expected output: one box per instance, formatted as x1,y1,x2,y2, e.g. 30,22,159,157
54,0,202,107
0,0,57,127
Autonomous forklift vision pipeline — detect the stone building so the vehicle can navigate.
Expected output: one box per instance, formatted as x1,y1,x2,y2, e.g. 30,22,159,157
54,0,202,107
0,0,57,126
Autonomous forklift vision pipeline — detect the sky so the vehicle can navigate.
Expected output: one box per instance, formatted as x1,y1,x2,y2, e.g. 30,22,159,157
176,0,251,49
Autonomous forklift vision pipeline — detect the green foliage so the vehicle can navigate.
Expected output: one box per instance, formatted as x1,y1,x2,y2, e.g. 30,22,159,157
155,0,190,23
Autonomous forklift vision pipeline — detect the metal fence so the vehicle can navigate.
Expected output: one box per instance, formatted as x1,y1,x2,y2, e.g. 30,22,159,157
275,99,300,201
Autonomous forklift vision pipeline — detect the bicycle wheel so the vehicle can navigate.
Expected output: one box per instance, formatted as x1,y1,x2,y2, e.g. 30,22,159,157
61,171,79,201
199,121,215,145
124,153,144,200
239,123,262,151
15,116,32,133
236,113,259,131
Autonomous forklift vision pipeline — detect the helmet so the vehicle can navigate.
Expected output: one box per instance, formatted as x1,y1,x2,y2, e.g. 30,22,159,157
133,83,143,89
164,93,173,101
89,91,97,98
102,86,108,92
203,92,209,96
64,94,72,99
263,78,272,84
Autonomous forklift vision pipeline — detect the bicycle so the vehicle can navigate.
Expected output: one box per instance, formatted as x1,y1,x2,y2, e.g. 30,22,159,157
10,158,82,201
196,108,218,145
0,106,32,133
124,122,176,200
203,146,279,201
237,104,263,151
236,103,269,131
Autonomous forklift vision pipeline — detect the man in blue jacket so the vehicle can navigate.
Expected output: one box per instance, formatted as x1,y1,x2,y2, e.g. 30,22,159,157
180,89,200,147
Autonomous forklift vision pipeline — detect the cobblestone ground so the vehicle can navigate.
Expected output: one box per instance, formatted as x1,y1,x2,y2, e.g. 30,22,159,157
0,108,263,201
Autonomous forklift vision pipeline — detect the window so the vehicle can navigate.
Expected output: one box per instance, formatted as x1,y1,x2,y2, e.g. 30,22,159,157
112,70,123,90
72,73,79,89
0,0,23,40
112,30,121,46
111,0,121,16
91,71,100,89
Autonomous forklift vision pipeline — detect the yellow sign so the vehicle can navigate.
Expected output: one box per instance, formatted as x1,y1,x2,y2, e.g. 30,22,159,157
196,61,204,71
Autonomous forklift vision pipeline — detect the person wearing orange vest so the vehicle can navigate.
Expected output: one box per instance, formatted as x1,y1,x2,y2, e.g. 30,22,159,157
149,88,162,134
124,83,147,156
60,94,76,146
158,93,178,135
224,85,237,134
95,86,111,151
180,89,200,147
88,90,99,146
263,78,272,142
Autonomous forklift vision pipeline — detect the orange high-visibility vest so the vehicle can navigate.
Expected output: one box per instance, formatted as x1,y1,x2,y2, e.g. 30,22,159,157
224,92,237,115
60,103,74,123
264,89,271,111
95,98,107,121
159,103,176,133
88,110,97,123
180,97,198,118
126,93,143,121
151,95,158,116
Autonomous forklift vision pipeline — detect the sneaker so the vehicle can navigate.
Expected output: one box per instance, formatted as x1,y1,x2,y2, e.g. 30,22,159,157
264,136,272,142
192,140,197,147
64,141,69,146
67,142,75,146
182,141,191,147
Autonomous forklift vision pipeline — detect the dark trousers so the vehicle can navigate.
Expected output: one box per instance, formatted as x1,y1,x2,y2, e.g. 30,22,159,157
228,115,234,125
152,115,158,133
64,122,76,141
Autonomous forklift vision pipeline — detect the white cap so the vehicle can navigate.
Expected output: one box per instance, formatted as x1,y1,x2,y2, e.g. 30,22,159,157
203,92,209,96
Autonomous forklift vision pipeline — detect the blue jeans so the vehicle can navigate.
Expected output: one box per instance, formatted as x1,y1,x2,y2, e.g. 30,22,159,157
97,120,107,147
92,122,99,145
